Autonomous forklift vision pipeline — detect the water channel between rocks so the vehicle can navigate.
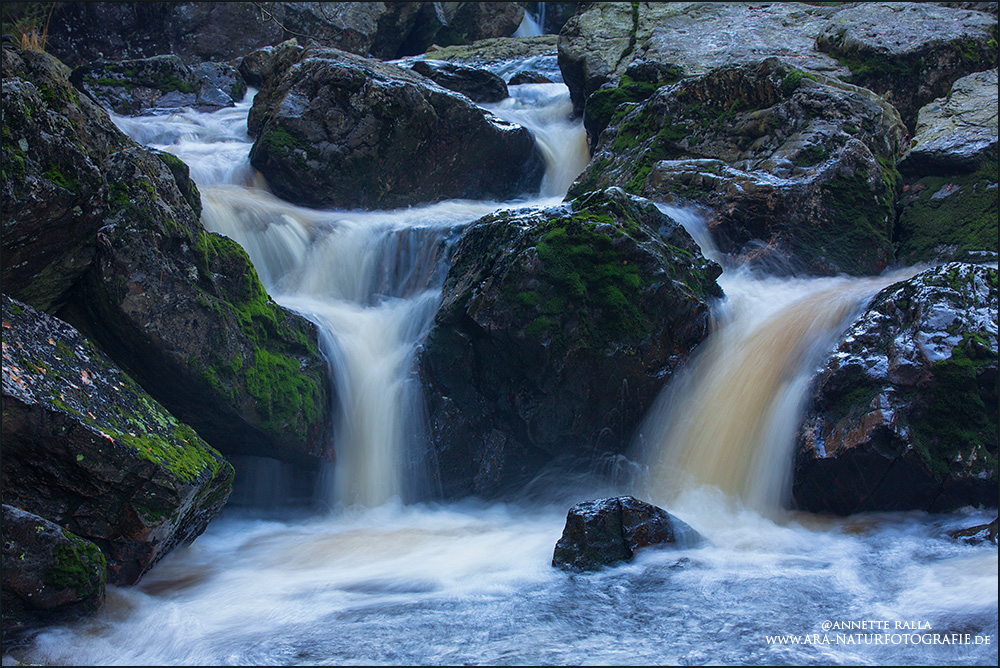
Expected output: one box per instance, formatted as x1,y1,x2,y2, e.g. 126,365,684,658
7,78,996,667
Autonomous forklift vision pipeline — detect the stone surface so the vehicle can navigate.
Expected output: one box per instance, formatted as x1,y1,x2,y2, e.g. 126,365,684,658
571,58,907,276
552,496,703,571
419,188,722,498
247,45,545,210
2,47,333,468
2,296,233,586
794,263,998,515
408,59,508,103
815,1,998,131
1,505,106,647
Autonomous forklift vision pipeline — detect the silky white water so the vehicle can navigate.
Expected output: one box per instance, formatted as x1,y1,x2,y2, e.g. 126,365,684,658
5,75,995,667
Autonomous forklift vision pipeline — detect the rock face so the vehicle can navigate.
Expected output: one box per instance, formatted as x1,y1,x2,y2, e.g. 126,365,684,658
794,263,998,515
557,2,848,118
552,496,702,571
419,188,722,498
247,45,545,210
2,295,234,586
815,2,998,131
894,69,999,266
571,58,907,276
2,505,107,647
408,59,508,103
71,56,247,115
2,47,332,467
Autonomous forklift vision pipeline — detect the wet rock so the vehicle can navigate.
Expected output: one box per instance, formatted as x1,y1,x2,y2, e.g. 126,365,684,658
238,38,306,89
2,505,106,647
2,47,333,468
948,517,998,545
815,2,998,131
552,496,702,571
557,2,848,118
419,188,722,498
247,45,544,210
421,34,562,84
71,55,246,115
408,59,508,103
793,263,998,515
508,71,554,86
571,58,906,276
901,69,999,175
279,1,425,59
2,296,233,586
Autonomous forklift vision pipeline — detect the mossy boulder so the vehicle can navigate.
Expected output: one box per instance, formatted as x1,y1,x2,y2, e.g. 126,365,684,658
552,496,702,572
2,296,233,586
2,47,333,468
2,505,107,647
557,2,847,118
815,2,998,131
793,263,998,514
571,58,907,276
419,188,722,498
247,45,545,210
70,55,246,116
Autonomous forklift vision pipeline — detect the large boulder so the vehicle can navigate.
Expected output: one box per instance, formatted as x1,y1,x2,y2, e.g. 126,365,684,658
570,58,907,276
2,295,234,586
2,47,333,468
557,2,848,119
815,2,998,131
71,56,247,115
419,188,722,498
793,263,998,515
552,496,703,571
2,505,106,647
894,69,998,266
247,45,545,210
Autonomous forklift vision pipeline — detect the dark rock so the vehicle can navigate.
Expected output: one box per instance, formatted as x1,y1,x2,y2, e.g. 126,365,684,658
815,2,998,131
2,505,106,647
557,2,848,118
552,496,702,571
508,71,554,86
238,38,306,89
279,1,425,59
793,263,998,515
2,295,233,586
71,55,246,116
432,2,526,47
2,47,333,468
409,59,508,103
419,188,722,498
571,58,907,277
247,45,544,210
948,517,998,545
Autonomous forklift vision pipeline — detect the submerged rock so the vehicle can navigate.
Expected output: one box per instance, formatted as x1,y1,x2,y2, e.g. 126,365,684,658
2,505,106,647
247,45,545,210
419,188,722,498
2,295,233,586
71,55,247,115
2,47,333,468
794,263,998,514
571,58,906,276
552,496,702,571
815,2,998,131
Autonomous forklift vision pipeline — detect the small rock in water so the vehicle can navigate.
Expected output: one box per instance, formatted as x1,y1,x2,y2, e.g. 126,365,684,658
552,496,703,571
948,518,998,546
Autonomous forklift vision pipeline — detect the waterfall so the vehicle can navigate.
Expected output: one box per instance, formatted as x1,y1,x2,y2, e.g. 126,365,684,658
114,82,588,509
513,3,545,37
634,208,919,512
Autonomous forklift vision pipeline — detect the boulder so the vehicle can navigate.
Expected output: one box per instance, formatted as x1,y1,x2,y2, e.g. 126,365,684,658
2,47,333,468
247,45,545,210
419,188,722,498
557,2,848,118
421,34,562,83
408,59,508,103
815,2,998,131
793,263,998,515
2,295,233,586
2,505,106,647
571,58,907,276
71,55,246,115
552,496,702,571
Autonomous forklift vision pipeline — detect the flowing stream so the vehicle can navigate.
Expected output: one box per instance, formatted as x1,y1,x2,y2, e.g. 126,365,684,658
5,75,995,666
